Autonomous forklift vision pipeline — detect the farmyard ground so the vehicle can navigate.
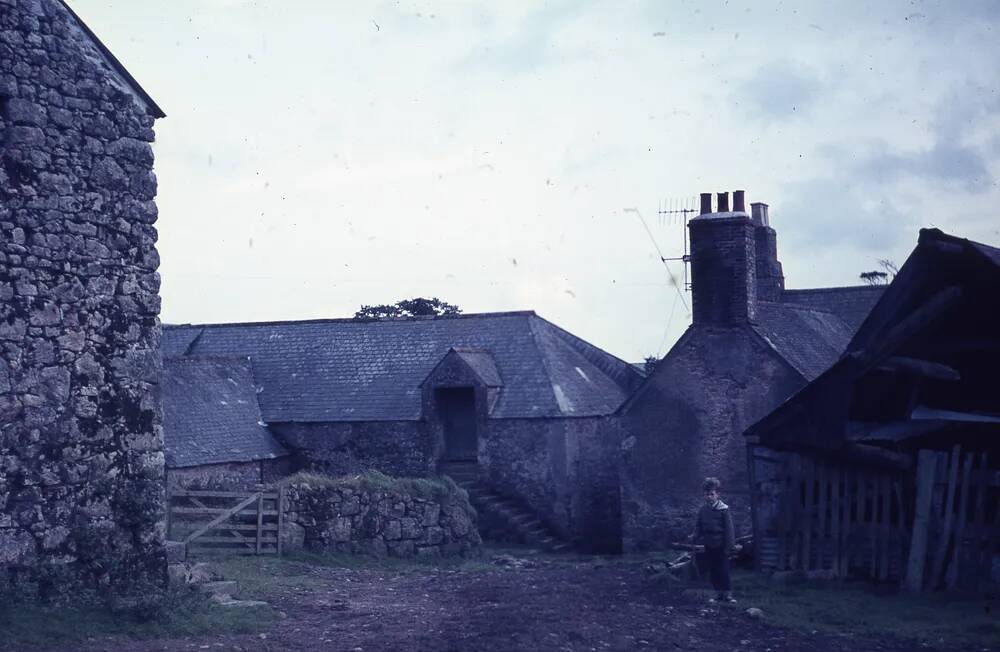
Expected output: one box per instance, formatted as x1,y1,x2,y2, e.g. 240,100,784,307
4,547,997,652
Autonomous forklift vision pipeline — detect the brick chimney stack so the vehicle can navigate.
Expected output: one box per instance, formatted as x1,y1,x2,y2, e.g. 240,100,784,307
688,190,757,325
751,202,785,301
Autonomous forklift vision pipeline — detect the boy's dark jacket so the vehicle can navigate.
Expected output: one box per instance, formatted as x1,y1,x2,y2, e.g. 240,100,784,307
694,500,735,551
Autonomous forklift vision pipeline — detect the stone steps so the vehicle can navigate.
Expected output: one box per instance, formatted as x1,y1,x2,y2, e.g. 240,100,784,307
439,465,573,554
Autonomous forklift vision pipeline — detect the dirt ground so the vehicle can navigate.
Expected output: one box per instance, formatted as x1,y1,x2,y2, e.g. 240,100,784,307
33,553,978,652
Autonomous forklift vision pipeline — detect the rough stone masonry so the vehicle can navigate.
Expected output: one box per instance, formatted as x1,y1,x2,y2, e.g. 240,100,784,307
0,0,166,600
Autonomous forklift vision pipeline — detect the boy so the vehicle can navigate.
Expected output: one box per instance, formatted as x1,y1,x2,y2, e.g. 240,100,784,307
692,477,737,603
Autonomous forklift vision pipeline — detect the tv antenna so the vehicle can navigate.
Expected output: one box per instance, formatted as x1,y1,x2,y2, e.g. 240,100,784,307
657,196,697,292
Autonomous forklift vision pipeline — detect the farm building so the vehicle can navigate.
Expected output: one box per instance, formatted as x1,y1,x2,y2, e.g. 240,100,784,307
161,356,290,489
162,311,642,552
618,191,883,552
1,0,166,596
745,228,1000,589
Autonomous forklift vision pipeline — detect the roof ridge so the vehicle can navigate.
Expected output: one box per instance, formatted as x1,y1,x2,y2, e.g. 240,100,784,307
782,285,884,294
163,310,538,330
529,314,643,393
525,316,563,415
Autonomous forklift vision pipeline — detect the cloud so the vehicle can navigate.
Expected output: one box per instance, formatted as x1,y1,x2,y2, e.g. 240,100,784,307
855,142,991,192
736,59,822,120
776,176,911,253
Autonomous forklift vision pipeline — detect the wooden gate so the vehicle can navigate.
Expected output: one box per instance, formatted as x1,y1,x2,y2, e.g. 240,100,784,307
167,488,284,556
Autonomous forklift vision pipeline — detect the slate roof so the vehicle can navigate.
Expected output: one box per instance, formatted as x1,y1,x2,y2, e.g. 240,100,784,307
752,302,856,381
780,286,884,333
162,356,288,468
163,311,642,422
450,348,503,387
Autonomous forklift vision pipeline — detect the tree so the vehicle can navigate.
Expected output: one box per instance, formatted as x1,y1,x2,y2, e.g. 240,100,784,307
859,259,898,286
353,297,461,321
643,355,659,375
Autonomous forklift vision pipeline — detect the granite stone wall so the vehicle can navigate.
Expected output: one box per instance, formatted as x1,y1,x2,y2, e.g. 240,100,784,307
0,0,165,599
283,476,480,558
481,417,622,553
618,326,802,552
272,421,434,478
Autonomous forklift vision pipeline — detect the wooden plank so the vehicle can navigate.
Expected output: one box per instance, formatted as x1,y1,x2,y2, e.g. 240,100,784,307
802,457,815,571
905,450,939,591
169,507,279,517
970,454,990,589
188,536,278,545
184,493,261,544
841,468,853,578
893,479,906,583
946,453,974,589
817,462,828,570
879,474,891,581
929,444,962,588
256,492,264,555
170,523,279,533
277,484,285,557
189,548,279,556
857,467,868,576
869,471,879,579
170,489,279,499
831,465,841,578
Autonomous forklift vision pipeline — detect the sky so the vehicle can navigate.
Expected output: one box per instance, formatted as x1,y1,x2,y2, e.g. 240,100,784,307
72,0,1000,363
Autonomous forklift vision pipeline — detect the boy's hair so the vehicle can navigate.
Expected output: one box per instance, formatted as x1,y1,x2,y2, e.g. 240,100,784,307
703,477,721,493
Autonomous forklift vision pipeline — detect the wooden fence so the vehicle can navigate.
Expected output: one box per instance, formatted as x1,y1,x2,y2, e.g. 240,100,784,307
167,488,284,556
749,446,999,590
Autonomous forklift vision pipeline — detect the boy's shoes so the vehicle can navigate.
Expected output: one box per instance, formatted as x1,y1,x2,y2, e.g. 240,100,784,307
711,594,737,604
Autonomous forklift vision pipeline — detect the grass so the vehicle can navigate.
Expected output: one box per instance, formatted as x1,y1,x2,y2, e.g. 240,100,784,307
714,569,1000,650
0,586,276,651
277,470,471,507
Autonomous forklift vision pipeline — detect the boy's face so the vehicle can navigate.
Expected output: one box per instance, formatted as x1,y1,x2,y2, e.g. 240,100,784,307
704,489,719,504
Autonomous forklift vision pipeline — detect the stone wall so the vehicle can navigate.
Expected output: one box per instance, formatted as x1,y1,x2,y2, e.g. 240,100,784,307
481,417,621,553
272,421,434,478
619,326,803,552
0,0,165,599
282,474,480,558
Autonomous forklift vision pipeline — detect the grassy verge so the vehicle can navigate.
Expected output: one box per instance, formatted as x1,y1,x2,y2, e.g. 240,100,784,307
0,586,275,651
717,570,999,650
276,470,469,506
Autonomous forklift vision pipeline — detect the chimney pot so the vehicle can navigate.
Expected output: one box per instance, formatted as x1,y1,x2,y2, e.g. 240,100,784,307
733,190,746,213
699,193,713,215
751,202,769,227
716,192,729,213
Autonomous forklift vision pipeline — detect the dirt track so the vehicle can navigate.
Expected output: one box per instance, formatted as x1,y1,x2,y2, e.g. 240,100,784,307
43,555,959,652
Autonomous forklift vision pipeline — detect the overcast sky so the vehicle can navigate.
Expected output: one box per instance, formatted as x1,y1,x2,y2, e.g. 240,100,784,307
73,0,1000,362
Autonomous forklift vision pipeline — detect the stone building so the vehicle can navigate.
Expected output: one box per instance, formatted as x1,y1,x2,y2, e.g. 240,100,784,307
618,191,884,552
1,0,166,598
163,311,642,552
162,356,289,489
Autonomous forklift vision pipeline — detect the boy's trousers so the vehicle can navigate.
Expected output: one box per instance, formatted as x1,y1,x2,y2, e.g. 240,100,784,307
703,545,731,593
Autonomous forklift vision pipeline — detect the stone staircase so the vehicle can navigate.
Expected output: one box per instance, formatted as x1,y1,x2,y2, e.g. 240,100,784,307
439,462,573,553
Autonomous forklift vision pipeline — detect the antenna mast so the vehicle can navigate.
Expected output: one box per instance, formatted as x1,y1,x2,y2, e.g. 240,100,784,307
656,196,697,291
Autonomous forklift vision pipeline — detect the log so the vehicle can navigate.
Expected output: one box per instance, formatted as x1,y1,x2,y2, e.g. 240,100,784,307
905,450,938,591
929,445,962,588
856,286,962,366
875,356,961,381
846,420,949,445
842,443,915,471
946,453,974,589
